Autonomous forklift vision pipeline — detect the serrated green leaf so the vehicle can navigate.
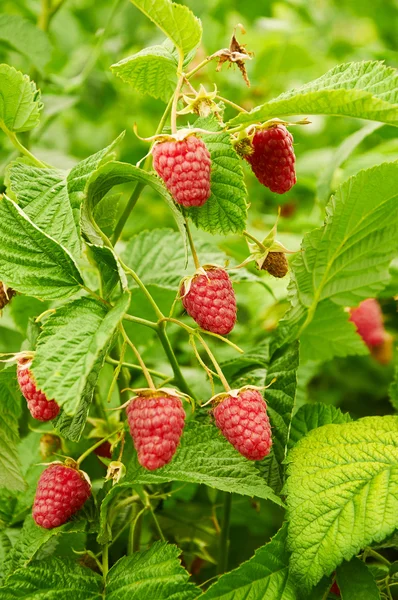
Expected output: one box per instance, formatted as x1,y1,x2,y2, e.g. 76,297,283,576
0,197,83,300
130,0,202,56
106,541,199,599
288,403,352,449
201,524,297,600
92,193,121,232
281,161,398,360
2,515,86,581
0,370,24,492
87,244,127,299
336,557,380,600
0,15,51,72
83,161,187,255
0,64,42,133
6,134,124,260
189,117,248,235
124,421,284,505
285,416,398,590
300,301,368,363
32,293,130,415
111,45,177,102
228,61,398,128
0,556,102,599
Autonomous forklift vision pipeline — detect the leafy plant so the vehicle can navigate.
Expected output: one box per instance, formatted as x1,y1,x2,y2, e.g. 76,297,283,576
0,0,397,598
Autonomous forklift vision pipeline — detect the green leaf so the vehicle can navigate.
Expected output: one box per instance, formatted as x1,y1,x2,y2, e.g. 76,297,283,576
130,0,202,56
2,515,86,581
336,557,381,600
317,122,382,206
0,557,102,599
84,161,187,254
288,403,352,449
0,370,24,492
189,117,248,235
299,301,368,363
111,44,177,102
92,193,121,232
6,134,124,260
281,161,398,360
0,64,42,133
228,61,398,128
87,244,128,299
0,15,51,72
106,541,199,599
123,421,284,505
0,197,84,300
32,293,130,415
201,524,297,599
285,416,398,590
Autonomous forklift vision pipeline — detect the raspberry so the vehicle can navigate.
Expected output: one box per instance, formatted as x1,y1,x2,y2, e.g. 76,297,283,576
181,267,237,335
94,441,112,459
246,126,296,194
330,581,340,596
349,298,385,347
261,252,288,278
33,463,91,529
0,283,15,309
126,393,185,470
39,434,61,459
213,389,272,460
152,135,211,207
17,358,60,421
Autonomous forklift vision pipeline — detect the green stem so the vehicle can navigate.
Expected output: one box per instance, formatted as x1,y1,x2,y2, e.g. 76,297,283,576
38,0,51,31
197,335,230,392
120,325,156,390
120,261,164,321
215,95,248,113
76,428,123,467
184,216,201,270
148,501,165,541
128,506,146,554
2,128,48,168
217,493,232,575
123,313,158,330
105,356,169,380
171,52,185,134
364,547,391,567
81,285,110,306
185,56,215,79
243,230,267,252
102,543,109,578
157,322,196,398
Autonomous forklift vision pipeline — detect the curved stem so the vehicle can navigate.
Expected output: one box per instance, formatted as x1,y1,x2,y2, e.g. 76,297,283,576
197,335,230,392
120,325,156,390
76,427,123,467
157,322,196,399
171,52,185,134
215,95,248,113
123,314,158,330
105,356,169,380
2,128,48,168
158,317,195,335
184,216,200,270
243,230,267,252
120,261,164,321
185,56,215,79
217,493,232,574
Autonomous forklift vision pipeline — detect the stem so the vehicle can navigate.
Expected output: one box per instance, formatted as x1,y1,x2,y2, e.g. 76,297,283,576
243,230,267,252
123,314,158,330
38,0,51,31
185,56,215,79
197,335,230,392
2,128,48,168
120,325,156,390
159,317,195,335
157,322,196,398
184,216,201,270
217,493,232,575
171,52,185,134
106,341,126,404
120,261,164,321
105,357,169,380
76,428,123,466
128,506,146,554
102,543,109,578
81,285,110,306
215,95,248,113
364,547,391,567
111,95,173,244
147,500,165,541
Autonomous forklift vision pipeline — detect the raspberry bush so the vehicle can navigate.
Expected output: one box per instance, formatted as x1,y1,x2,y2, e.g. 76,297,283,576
0,0,397,598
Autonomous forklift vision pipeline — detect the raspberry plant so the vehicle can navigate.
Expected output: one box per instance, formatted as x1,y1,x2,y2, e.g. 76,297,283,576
0,0,397,598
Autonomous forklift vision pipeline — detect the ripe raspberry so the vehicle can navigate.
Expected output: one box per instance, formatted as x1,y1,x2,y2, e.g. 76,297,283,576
126,393,185,470
33,463,91,529
261,252,288,278
330,581,340,596
17,358,60,421
213,389,272,460
0,283,15,309
152,135,211,207
246,126,296,194
181,267,237,335
349,298,385,347
94,441,112,459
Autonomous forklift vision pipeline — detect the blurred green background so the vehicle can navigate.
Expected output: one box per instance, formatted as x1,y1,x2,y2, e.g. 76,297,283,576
0,0,397,585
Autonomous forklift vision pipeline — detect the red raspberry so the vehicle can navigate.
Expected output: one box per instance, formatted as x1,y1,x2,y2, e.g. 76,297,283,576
0,283,15,309
213,390,272,460
246,125,296,194
181,267,237,335
330,581,340,596
94,441,112,459
126,393,185,470
152,135,211,207
349,298,385,347
33,463,91,529
17,358,60,421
